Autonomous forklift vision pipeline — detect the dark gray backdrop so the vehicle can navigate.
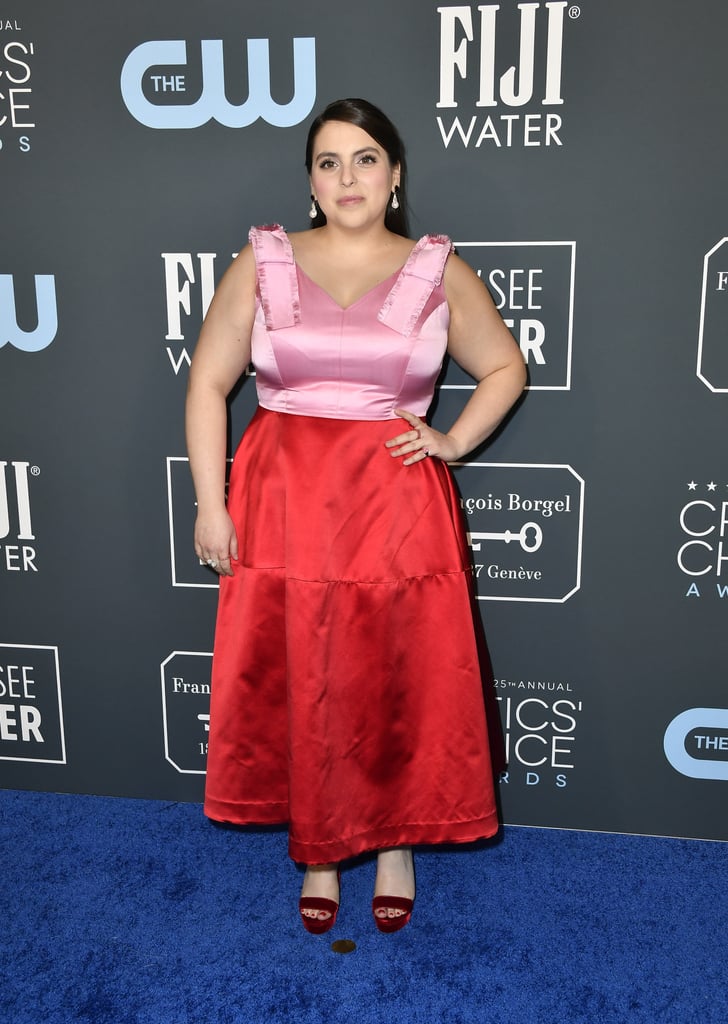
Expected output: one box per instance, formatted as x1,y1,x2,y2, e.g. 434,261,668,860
2,0,727,841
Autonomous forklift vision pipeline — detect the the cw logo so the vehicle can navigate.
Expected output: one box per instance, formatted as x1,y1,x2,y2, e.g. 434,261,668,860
120,38,316,129
664,708,728,781
0,275,57,352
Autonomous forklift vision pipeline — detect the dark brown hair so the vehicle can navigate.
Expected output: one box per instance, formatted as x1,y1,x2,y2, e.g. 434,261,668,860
305,98,409,237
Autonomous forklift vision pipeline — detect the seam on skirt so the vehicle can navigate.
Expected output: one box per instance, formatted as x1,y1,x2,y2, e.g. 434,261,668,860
284,568,472,585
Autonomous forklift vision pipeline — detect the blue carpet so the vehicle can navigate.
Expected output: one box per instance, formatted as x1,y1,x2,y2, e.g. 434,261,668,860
0,789,725,1023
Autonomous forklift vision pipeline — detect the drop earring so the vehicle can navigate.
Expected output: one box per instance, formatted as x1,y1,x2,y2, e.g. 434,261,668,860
309,196,318,219
390,188,400,211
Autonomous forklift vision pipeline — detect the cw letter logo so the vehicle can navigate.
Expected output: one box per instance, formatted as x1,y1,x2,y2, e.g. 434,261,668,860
120,38,317,129
0,275,57,352
664,707,728,781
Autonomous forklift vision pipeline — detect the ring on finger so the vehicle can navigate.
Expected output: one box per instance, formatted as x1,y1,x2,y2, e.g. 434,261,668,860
423,448,430,457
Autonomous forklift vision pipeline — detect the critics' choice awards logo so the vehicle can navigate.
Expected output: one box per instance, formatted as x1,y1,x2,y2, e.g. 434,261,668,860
676,480,728,600
167,456,231,588
453,462,584,602
0,274,57,351
664,708,728,782
121,37,316,129
161,652,211,774
0,644,65,764
697,238,728,392
495,678,583,789
0,460,39,573
446,241,575,390
0,19,35,154
436,2,581,150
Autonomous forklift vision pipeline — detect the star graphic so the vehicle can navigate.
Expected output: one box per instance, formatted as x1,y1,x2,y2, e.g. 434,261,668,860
707,481,717,491
687,481,697,490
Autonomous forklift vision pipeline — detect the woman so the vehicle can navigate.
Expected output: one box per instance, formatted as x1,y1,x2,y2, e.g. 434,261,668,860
185,98,526,934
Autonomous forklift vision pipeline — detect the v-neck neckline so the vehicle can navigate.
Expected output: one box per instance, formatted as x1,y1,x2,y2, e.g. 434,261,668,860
288,232,423,312
294,263,404,312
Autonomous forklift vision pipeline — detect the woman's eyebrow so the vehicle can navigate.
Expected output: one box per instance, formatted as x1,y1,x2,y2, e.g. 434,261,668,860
314,146,382,160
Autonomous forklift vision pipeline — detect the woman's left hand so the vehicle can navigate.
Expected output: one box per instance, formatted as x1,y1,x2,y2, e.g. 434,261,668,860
384,408,462,466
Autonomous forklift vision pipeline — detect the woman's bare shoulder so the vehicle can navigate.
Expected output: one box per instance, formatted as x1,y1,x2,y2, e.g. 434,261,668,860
443,250,483,294
210,243,256,311
286,228,321,255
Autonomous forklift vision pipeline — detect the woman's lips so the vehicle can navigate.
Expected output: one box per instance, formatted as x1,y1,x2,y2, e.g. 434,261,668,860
337,196,364,206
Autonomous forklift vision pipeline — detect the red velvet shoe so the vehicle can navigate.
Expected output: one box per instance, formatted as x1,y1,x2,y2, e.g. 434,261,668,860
299,871,340,934
372,895,414,933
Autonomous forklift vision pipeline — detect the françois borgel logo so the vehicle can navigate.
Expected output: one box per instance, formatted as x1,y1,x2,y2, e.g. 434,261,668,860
697,238,728,392
120,37,316,129
664,707,728,781
160,652,211,774
0,459,39,573
677,480,728,599
447,242,575,390
453,462,584,602
0,24,35,154
436,2,581,150
0,274,57,352
0,644,65,764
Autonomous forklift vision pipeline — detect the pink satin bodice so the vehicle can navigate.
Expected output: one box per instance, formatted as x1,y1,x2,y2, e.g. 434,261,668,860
249,225,453,420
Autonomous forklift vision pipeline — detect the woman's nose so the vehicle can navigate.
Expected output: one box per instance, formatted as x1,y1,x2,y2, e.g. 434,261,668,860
340,164,356,187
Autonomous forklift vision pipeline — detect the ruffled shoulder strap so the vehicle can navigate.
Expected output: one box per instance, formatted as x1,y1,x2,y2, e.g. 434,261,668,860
248,224,300,330
377,234,454,337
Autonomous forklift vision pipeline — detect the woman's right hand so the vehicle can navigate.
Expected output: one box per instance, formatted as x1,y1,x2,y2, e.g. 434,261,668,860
194,507,239,577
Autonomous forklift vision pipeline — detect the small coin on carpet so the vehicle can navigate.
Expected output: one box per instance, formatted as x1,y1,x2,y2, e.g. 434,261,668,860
331,939,356,954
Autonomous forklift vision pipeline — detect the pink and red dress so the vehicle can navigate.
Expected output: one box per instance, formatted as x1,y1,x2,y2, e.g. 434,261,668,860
203,225,499,863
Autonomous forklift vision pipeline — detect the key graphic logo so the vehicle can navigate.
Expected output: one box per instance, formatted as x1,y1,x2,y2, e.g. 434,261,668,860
161,651,212,774
453,462,584,602
697,238,728,392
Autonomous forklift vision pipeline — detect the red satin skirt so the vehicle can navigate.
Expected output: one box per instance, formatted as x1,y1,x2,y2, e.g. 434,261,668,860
204,407,499,863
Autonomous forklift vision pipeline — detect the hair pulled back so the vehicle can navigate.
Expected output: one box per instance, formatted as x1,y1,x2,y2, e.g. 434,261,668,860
305,98,409,237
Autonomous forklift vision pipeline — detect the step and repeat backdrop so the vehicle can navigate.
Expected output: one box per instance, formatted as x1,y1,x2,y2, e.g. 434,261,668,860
2,0,727,841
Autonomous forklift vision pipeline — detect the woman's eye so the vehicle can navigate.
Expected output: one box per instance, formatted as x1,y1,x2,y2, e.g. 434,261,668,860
318,159,337,170
358,154,377,165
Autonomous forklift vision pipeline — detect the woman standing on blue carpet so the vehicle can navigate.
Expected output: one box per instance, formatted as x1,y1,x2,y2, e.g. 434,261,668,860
186,98,525,934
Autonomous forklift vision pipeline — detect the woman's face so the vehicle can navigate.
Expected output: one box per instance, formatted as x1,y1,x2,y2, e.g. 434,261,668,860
309,120,400,229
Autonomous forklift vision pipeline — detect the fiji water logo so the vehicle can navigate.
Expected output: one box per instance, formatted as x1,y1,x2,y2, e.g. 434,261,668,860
120,38,316,129
0,274,57,351
436,2,581,149
0,460,38,573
